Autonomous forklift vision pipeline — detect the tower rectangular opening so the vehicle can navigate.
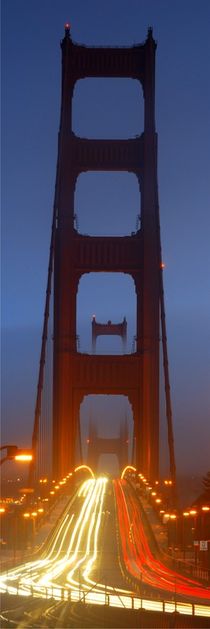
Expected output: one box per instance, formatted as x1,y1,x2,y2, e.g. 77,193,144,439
74,171,140,236
77,272,136,354
80,394,133,476
73,78,143,139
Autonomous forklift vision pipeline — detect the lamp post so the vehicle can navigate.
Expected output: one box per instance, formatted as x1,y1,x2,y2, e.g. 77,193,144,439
0,507,6,551
0,445,33,466
189,510,198,566
182,512,190,560
168,514,177,557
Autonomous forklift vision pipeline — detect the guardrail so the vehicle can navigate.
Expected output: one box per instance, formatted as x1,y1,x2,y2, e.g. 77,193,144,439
2,582,210,618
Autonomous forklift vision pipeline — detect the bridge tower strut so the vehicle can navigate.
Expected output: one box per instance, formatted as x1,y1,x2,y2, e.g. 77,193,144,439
92,315,127,353
51,24,176,482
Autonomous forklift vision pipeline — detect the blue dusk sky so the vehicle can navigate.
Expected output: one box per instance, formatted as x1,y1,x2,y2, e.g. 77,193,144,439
1,0,210,477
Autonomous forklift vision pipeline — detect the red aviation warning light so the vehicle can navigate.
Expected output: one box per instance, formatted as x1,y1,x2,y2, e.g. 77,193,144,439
64,23,71,36
160,262,165,269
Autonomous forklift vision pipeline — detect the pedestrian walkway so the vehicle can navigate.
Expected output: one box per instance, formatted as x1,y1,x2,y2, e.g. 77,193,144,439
34,495,69,549
139,493,168,550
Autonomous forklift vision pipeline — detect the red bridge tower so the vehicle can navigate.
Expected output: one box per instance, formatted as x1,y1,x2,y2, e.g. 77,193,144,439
53,25,163,480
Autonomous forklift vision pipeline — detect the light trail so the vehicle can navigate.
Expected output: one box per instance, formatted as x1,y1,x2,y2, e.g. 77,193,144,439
114,479,210,604
0,478,209,619
0,478,130,603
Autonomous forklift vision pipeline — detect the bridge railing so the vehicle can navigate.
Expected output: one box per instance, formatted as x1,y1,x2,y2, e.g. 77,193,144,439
8,583,210,618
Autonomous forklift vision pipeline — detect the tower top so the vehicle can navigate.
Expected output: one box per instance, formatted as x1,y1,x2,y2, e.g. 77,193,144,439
64,22,71,38
147,26,156,48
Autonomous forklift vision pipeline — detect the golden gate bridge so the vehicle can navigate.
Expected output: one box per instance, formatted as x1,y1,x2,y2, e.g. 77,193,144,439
30,23,176,486
1,24,209,628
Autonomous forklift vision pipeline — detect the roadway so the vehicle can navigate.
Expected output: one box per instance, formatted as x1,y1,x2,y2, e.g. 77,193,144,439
0,477,210,627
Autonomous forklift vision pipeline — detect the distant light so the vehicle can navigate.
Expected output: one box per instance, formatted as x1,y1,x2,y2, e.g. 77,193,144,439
92,314,96,320
160,262,165,269
183,512,190,517
170,514,177,520
23,512,30,518
38,508,44,513
189,510,197,515
202,506,210,511
31,511,37,517
156,498,162,503
0,507,5,513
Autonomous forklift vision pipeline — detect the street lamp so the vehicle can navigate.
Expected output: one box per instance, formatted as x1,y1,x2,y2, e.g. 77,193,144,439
182,512,190,560
0,445,33,466
169,514,177,554
189,510,198,565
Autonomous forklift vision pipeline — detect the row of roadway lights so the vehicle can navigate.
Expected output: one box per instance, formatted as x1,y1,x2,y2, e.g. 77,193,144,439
0,464,72,519
138,473,170,513
137,473,210,522
18,472,73,526
19,467,94,533
20,466,95,524
137,472,210,564
122,468,175,517
0,470,76,552
0,463,94,551
0,465,92,521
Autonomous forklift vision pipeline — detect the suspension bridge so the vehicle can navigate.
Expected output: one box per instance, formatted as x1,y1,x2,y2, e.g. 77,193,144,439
1,25,209,628
30,24,176,486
